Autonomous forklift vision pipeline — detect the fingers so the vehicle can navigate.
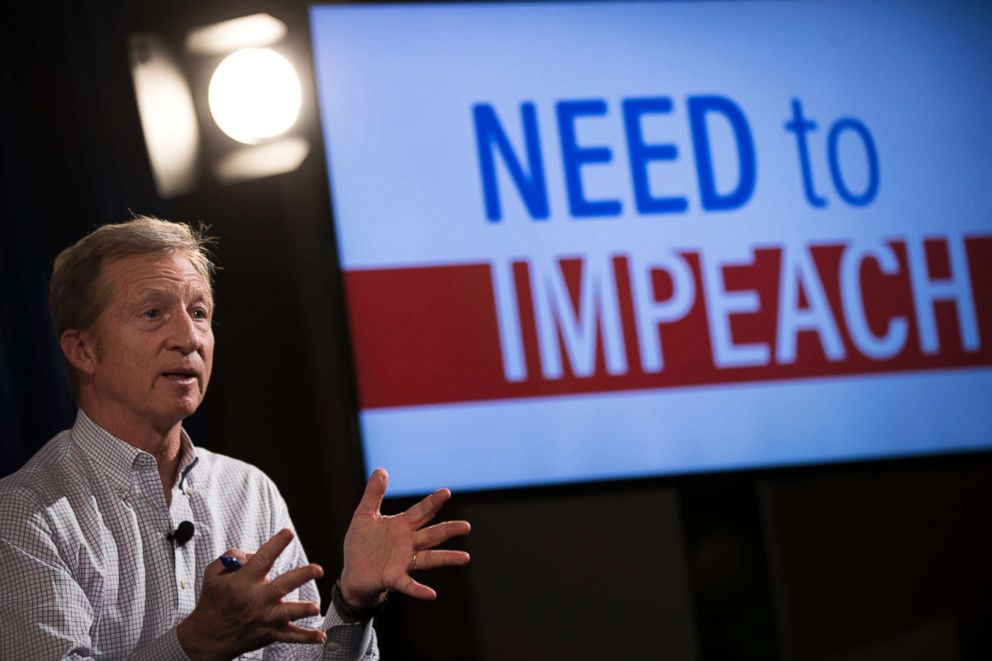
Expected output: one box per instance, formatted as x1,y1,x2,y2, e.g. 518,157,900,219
404,488,452,529
395,574,437,601
270,622,327,645
391,546,471,602
192,541,328,655
354,468,388,517
411,549,471,571
205,548,250,577
228,549,251,563
271,599,321,623
244,528,294,578
414,520,471,550
265,563,324,601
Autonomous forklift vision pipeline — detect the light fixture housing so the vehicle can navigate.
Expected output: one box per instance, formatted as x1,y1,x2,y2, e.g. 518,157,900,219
185,13,288,56
128,34,201,197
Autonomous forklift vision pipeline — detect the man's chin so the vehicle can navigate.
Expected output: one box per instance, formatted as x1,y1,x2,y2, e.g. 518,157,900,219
176,396,203,417
157,394,203,423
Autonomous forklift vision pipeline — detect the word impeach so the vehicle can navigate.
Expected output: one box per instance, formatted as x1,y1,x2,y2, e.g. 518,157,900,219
345,234,992,409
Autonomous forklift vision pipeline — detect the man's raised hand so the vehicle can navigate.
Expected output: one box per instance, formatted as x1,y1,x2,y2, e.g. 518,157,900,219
340,468,471,609
177,529,326,660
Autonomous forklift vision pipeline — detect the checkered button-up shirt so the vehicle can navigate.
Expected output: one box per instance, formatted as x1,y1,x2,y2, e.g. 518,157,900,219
0,410,378,660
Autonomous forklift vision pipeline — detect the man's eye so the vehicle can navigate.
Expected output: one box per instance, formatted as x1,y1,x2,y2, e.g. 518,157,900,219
143,309,160,319
191,308,209,320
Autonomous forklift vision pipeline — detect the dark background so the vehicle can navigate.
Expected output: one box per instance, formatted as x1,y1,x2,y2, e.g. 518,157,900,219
2,1,990,659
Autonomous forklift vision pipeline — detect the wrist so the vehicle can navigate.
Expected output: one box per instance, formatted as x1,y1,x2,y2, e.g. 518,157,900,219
334,579,387,622
177,614,223,661
338,572,377,610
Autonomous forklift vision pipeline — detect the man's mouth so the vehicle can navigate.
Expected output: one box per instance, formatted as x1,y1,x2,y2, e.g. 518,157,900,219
162,369,198,385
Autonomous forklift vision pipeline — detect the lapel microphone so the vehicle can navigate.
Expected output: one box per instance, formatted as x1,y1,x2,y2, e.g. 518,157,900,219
168,520,195,547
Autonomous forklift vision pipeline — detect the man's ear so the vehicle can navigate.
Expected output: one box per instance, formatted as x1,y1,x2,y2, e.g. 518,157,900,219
60,329,98,376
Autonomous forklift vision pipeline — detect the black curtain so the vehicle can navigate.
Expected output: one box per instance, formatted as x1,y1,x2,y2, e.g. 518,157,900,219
0,1,161,476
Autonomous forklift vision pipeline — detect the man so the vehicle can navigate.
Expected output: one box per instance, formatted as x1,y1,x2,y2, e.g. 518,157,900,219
0,217,471,659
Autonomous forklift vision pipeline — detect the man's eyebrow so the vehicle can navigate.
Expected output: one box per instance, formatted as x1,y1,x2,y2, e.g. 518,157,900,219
127,287,213,306
190,288,215,306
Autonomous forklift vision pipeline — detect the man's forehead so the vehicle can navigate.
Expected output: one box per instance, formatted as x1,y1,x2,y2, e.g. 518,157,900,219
103,253,213,301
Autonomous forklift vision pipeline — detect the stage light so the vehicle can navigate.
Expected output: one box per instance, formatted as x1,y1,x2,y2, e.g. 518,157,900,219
207,48,302,145
185,13,287,56
129,13,311,195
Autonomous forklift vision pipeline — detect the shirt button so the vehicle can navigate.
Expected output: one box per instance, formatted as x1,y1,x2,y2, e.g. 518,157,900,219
326,642,340,652
180,580,188,590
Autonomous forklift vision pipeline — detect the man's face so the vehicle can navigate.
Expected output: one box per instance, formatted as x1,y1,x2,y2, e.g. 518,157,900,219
86,251,214,432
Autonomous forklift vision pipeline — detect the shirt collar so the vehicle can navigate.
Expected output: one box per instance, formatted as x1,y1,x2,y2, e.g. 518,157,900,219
176,429,199,490
71,409,200,495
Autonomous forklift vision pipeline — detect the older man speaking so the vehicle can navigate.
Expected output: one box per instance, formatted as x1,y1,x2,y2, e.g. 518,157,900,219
0,217,470,659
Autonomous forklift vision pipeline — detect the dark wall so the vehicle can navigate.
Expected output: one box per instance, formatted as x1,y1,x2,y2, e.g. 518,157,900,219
2,2,990,659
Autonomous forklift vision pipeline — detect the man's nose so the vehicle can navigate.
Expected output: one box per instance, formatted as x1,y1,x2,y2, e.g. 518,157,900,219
167,310,202,354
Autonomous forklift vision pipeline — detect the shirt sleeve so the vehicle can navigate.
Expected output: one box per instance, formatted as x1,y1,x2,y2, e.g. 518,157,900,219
0,489,192,661
0,490,98,660
133,625,192,660
0,535,98,659
260,478,379,661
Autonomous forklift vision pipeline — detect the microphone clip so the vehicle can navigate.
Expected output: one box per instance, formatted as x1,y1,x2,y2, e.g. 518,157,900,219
168,520,195,547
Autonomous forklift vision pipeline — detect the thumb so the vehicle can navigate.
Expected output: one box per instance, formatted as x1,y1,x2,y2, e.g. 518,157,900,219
355,468,388,517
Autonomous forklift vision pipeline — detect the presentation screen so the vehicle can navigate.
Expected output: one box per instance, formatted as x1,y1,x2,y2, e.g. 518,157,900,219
310,1,992,496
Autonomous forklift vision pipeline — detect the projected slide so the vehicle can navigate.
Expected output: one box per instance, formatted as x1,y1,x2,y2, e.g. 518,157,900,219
310,1,992,495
